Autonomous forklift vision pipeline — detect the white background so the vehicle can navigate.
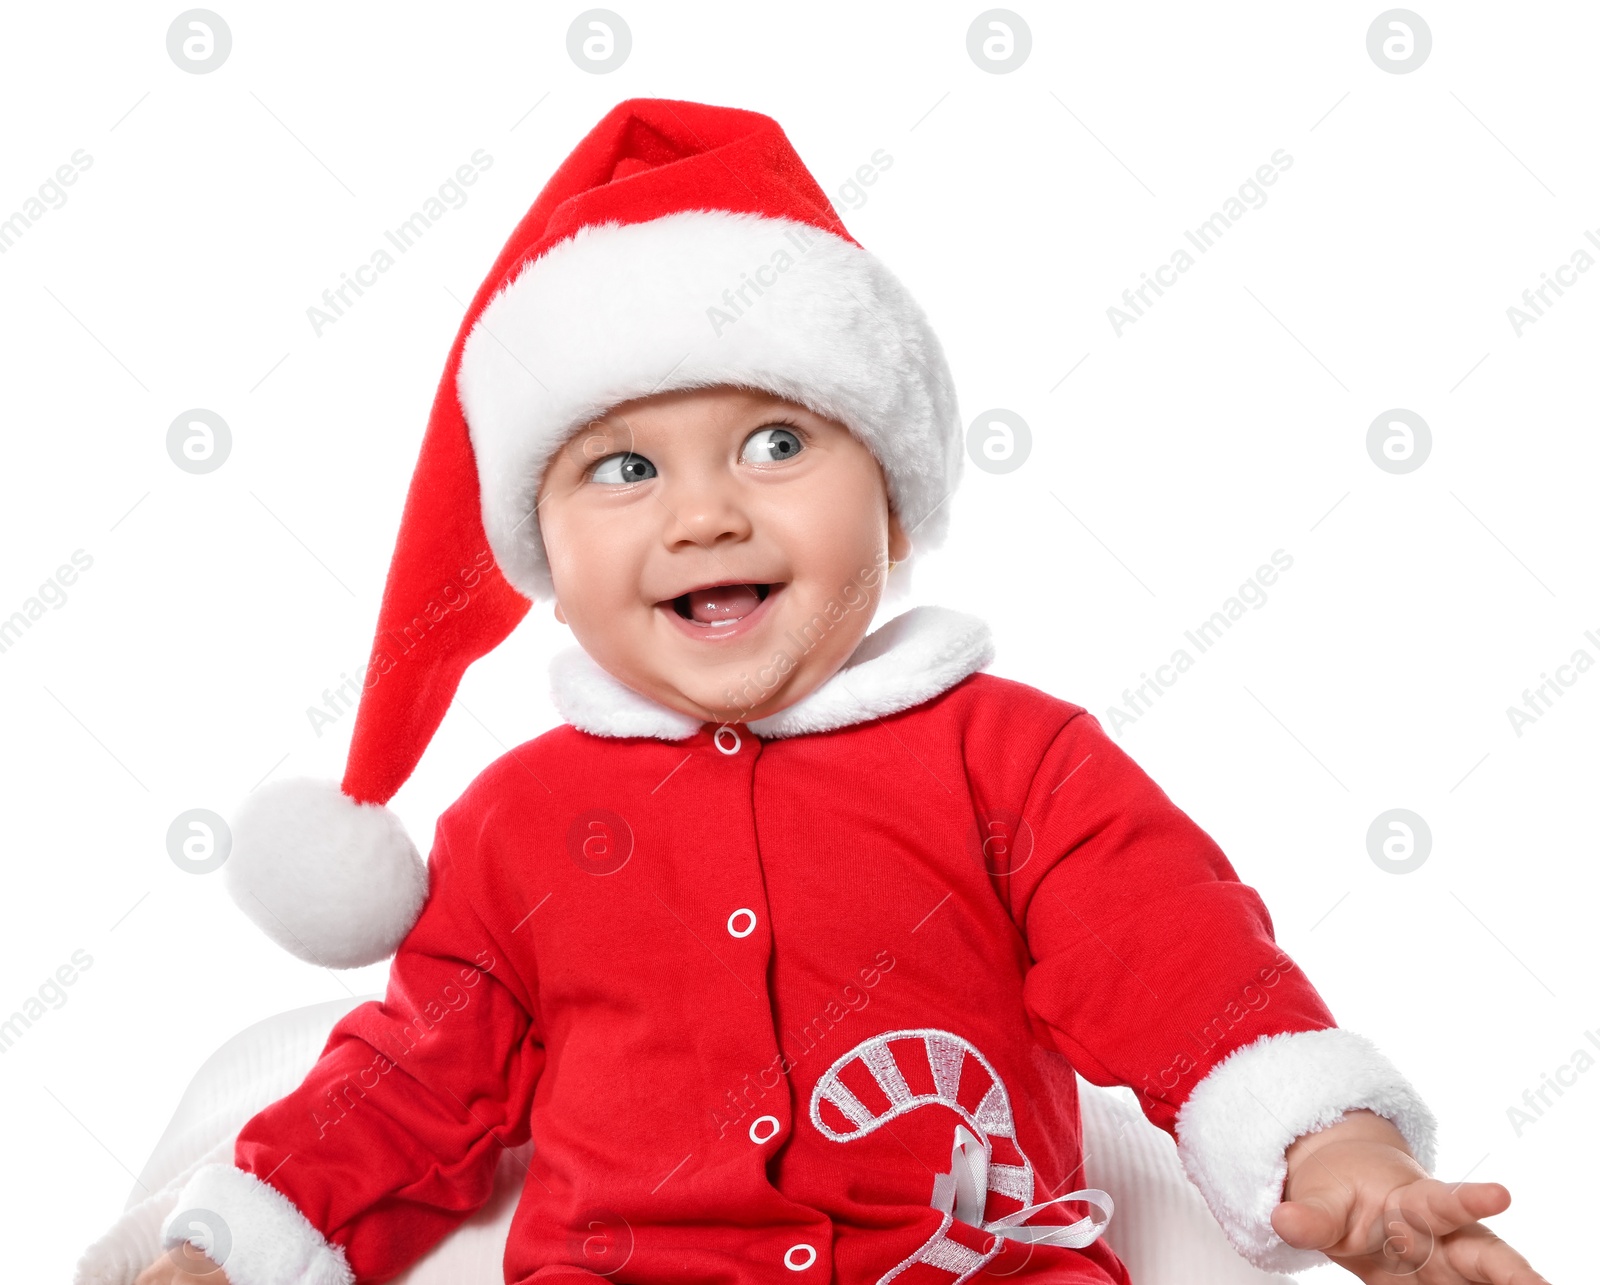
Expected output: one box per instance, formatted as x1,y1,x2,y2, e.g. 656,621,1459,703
0,1,1590,1279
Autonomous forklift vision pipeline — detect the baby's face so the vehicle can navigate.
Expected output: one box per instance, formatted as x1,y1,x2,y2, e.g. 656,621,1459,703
537,385,910,725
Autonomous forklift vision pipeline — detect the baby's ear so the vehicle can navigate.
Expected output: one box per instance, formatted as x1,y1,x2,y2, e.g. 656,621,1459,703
887,508,912,564
553,600,568,625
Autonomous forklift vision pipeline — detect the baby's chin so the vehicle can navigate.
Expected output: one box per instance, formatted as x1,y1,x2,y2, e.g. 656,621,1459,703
595,587,881,724
646,667,817,727
622,639,854,725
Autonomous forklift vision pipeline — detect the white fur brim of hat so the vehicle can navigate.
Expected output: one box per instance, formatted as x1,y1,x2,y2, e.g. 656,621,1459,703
456,209,962,603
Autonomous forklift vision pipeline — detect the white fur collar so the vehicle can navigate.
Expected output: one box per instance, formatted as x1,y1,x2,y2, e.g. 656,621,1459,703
548,605,994,741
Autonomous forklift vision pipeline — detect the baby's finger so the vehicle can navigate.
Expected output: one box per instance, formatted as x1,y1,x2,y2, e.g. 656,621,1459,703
1271,1196,1349,1251
1439,1222,1551,1285
1394,1178,1512,1236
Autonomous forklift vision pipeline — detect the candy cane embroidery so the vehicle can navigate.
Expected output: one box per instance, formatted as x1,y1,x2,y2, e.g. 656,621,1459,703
809,1028,1114,1285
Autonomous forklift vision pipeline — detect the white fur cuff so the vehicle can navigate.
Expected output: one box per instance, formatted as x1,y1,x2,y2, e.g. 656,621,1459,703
162,1163,352,1285
1174,1028,1439,1274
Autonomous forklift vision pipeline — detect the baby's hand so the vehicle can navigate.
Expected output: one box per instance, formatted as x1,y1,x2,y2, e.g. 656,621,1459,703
133,1246,228,1284
1271,1109,1551,1284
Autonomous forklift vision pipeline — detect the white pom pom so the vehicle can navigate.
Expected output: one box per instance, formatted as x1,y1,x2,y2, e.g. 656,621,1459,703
223,777,427,969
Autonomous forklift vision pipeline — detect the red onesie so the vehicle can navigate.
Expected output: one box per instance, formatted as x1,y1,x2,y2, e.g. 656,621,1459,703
173,606,1438,1285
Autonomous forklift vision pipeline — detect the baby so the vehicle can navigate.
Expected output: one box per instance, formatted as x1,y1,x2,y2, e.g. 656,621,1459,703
136,100,1546,1285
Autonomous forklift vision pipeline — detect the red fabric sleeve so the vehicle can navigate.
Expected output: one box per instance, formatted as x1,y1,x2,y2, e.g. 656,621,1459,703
1002,708,1338,1136
233,811,543,1281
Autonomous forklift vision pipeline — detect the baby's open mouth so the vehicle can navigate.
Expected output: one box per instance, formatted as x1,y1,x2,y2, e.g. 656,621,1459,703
664,581,776,629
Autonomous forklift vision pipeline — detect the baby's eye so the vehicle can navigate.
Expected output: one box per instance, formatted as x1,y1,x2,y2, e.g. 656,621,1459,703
741,425,804,464
590,452,657,485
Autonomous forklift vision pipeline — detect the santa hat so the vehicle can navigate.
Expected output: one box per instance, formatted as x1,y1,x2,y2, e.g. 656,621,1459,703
224,98,963,968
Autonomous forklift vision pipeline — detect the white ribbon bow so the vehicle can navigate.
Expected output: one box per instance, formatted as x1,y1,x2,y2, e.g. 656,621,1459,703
931,1125,1113,1250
